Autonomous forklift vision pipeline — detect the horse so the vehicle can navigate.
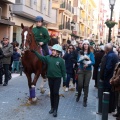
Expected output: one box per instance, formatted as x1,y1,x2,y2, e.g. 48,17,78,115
21,23,47,103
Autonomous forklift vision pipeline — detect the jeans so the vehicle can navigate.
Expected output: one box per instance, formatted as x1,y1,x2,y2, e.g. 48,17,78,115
66,73,75,88
48,77,61,111
12,61,20,72
78,70,92,101
42,44,49,55
3,64,9,84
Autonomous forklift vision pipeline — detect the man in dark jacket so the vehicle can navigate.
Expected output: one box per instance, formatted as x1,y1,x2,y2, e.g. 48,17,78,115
104,43,119,113
1,37,13,86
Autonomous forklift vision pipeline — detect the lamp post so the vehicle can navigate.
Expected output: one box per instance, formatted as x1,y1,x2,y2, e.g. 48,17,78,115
108,0,116,43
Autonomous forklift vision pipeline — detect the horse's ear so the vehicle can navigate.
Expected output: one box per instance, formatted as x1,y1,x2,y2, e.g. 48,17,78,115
30,24,34,30
21,23,24,29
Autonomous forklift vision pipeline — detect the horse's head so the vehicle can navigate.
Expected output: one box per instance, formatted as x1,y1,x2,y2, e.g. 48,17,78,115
25,24,36,49
21,23,29,50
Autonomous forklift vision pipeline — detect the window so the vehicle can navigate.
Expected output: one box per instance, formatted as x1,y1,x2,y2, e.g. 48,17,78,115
36,0,42,12
15,0,21,3
46,0,50,15
25,0,31,7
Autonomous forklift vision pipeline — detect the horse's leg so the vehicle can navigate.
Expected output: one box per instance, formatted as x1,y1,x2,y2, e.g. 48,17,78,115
39,76,47,94
31,72,41,101
25,72,33,103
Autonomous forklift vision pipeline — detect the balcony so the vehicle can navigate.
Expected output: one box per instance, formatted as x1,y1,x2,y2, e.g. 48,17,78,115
1,0,15,4
59,2,74,14
59,22,71,30
12,0,53,23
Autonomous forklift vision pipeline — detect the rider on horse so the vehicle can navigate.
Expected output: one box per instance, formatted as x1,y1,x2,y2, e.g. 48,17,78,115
32,16,50,55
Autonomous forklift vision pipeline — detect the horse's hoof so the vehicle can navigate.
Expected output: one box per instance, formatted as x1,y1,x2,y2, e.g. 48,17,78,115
32,97,37,102
27,100,32,104
40,88,45,94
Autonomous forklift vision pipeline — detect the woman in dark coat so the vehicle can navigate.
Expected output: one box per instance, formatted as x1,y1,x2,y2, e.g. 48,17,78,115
93,46,105,87
63,45,77,91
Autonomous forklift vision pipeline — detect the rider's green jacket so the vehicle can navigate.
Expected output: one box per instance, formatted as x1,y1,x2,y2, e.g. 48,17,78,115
32,26,50,44
34,51,66,82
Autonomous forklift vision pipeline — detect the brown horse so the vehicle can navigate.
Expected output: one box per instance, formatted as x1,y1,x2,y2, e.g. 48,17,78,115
21,23,46,103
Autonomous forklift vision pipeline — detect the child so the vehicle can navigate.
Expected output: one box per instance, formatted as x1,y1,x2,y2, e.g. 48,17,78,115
12,48,21,73
31,44,66,117
32,16,50,55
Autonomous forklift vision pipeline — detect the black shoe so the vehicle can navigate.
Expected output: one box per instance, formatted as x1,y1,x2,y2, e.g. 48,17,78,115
76,97,80,102
76,95,80,102
3,83,8,86
49,108,54,114
83,101,87,107
53,110,57,117
113,113,119,117
116,115,120,120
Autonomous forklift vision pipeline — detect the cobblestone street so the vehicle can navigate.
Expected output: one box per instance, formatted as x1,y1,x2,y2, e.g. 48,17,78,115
0,74,114,120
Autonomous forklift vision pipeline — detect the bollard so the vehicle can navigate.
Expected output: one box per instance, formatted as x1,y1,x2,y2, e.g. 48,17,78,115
19,61,22,76
96,67,100,99
97,80,104,114
102,92,109,120
97,67,100,88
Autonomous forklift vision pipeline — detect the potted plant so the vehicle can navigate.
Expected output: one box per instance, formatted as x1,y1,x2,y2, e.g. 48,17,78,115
105,19,117,28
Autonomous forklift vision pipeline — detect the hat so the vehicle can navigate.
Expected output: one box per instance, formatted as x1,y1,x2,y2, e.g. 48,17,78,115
35,16,43,22
52,44,62,52
82,40,90,45
3,36,9,39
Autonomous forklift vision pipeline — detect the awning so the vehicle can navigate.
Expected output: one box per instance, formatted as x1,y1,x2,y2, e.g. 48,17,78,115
48,30,59,37
0,19,15,26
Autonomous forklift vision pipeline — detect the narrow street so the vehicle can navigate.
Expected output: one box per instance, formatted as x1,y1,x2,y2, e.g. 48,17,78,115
0,74,97,120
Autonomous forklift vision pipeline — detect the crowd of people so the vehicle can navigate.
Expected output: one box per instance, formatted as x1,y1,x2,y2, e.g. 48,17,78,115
0,15,120,119
61,38,120,120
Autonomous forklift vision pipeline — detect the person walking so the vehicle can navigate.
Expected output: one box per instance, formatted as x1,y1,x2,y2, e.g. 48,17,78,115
1,36,13,86
76,40,95,107
31,44,66,117
63,44,77,91
12,48,21,73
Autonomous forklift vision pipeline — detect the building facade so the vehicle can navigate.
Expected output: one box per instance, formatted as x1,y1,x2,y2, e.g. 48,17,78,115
11,0,53,44
47,0,74,44
0,0,15,41
73,0,96,40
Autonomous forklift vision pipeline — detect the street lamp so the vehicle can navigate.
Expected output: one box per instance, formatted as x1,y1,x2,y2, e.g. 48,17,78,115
108,0,116,43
